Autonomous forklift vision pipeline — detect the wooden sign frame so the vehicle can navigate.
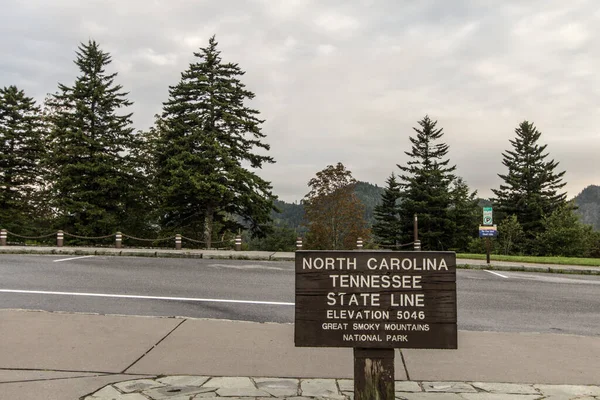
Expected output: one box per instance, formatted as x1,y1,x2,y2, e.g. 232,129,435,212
295,250,457,349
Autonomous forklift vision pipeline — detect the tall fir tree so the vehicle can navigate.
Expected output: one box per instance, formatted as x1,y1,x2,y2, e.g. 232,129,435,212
372,173,402,247
448,177,479,251
397,115,456,251
491,121,567,248
303,163,370,250
0,86,44,232
153,36,276,247
45,40,146,237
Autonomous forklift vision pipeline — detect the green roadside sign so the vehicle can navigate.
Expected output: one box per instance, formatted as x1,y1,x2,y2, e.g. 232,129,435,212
483,207,493,226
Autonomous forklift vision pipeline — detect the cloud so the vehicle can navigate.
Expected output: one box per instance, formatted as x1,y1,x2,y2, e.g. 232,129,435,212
0,0,599,203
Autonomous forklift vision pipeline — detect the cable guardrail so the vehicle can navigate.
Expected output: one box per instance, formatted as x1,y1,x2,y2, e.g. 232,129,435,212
122,233,175,242
377,241,415,249
2,228,398,252
0,227,240,250
62,231,115,240
5,231,56,239
180,236,233,244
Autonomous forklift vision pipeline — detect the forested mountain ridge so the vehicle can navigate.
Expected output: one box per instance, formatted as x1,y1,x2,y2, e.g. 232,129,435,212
271,183,600,234
270,181,385,233
573,185,600,231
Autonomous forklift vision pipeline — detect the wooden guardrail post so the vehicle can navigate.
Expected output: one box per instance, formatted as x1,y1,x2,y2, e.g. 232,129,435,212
57,230,64,247
0,229,6,246
356,237,363,250
296,237,303,250
115,232,122,248
175,234,182,250
235,235,242,251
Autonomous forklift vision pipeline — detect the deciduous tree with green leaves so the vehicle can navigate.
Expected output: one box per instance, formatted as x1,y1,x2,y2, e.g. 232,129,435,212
303,163,370,250
0,86,44,232
492,121,568,250
372,173,402,247
45,40,147,237
152,36,276,247
396,115,456,251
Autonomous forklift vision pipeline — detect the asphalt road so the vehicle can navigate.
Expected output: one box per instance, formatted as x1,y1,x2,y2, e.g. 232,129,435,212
0,254,598,336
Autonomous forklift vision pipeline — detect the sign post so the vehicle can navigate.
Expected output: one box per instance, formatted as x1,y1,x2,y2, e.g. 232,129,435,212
295,251,457,400
482,207,494,264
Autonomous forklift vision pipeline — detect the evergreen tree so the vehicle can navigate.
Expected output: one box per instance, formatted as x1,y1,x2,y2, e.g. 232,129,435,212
492,121,567,248
497,214,525,255
448,177,480,252
534,202,594,257
0,86,44,232
45,40,146,237
303,163,370,250
153,36,276,247
247,225,297,252
372,173,402,247
397,115,456,251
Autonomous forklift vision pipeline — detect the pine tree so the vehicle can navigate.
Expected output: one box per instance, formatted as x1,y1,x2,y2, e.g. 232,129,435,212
535,202,593,257
372,173,402,247
0,86,44,232
153,36,276,247
397,115,456,251
448,177,479,252
303,163,370,250
45,40,146,237
491,121,567,246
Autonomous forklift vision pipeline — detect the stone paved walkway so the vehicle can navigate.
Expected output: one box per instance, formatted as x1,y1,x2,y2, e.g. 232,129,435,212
83,376,600,400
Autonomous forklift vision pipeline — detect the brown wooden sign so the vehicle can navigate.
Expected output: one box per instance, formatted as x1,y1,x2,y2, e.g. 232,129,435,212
295,250,457,349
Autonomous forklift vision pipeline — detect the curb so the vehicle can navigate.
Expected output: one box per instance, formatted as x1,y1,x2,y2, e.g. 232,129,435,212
0,247,598,275
457,263,600,275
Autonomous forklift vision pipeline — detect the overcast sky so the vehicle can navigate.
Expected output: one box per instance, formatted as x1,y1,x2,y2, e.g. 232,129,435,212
2,0,598,202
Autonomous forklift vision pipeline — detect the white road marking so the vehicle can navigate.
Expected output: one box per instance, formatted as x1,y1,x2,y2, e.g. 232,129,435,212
53,255,95,263
0,289,295,306
484,270,509,279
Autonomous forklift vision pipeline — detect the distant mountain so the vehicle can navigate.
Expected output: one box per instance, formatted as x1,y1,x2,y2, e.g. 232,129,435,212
271,199,306,234
354,181,385,226
270,184,600,235
271,181,385,232
573,185,600,231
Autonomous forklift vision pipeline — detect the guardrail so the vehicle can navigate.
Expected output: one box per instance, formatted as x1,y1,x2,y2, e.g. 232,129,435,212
0,228,240,250
1,229,420,252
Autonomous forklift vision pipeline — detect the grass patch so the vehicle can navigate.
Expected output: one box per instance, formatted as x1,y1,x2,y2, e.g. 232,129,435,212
457,253,600,267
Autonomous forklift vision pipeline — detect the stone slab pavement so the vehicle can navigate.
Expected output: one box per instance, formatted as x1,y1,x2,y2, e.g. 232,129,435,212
0,309,599,399
81,376,600,400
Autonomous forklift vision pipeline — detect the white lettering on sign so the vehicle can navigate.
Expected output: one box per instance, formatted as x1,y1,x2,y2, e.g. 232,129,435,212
303,257,357,270
295,252,456,348
352,323,380,331
367,257,448,271
390,293,425,307
328,274,422,289
326,309,390,320
384,323,430,331
321,323,348,330
326,292,380,306
343,334,383,342
386,334,408,342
